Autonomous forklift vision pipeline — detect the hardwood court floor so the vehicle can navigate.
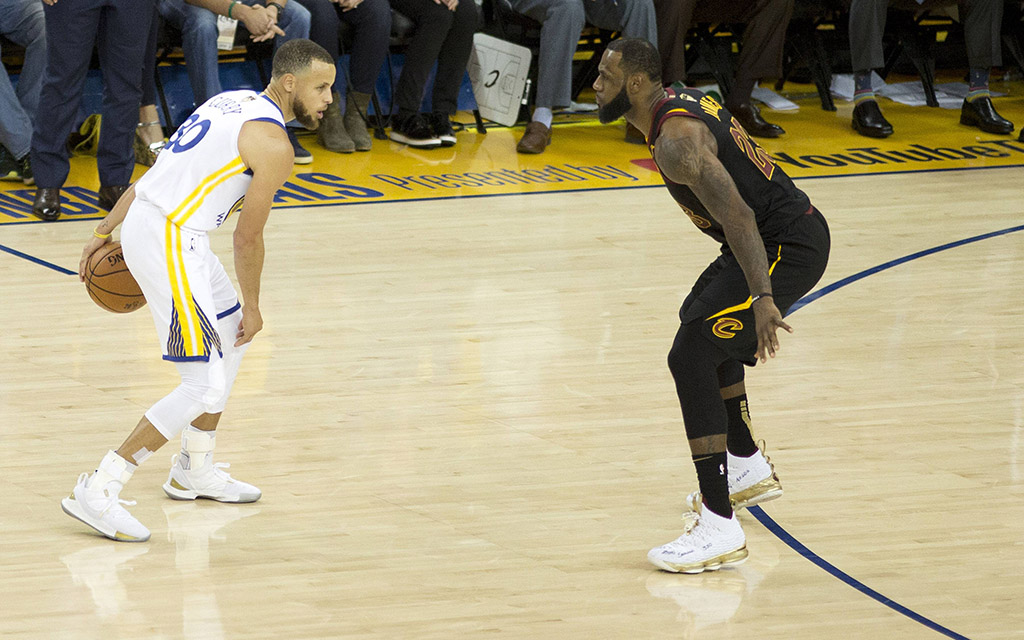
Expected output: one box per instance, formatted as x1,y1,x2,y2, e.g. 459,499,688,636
1,167,1022,639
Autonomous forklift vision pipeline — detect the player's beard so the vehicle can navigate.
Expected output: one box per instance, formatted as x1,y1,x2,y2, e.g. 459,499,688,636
293,97,319,130
598,86,632,124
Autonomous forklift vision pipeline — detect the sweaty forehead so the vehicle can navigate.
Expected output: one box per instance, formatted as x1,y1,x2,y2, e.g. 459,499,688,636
600,50,623,75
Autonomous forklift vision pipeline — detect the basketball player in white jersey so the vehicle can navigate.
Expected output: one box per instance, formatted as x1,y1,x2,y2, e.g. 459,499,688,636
62,39,336,542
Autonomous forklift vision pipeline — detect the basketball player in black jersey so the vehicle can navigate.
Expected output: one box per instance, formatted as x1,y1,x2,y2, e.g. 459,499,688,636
594,38,830,573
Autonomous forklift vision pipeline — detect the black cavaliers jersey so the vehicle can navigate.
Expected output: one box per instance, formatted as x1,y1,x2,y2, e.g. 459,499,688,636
647,88,812,245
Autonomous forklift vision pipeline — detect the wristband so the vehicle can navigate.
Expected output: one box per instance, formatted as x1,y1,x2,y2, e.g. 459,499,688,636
93,227,111,239
750,293,773,304
228,0,240,18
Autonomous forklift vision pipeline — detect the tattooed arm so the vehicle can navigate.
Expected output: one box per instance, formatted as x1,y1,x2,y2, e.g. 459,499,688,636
653,117,792,362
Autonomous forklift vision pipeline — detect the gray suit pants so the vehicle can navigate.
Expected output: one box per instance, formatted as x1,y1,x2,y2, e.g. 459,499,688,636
849,0,1002,72
509,0,657,109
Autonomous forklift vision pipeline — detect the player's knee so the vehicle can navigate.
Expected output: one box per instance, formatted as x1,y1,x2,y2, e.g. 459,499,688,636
667,322,707,381
178,358,227,411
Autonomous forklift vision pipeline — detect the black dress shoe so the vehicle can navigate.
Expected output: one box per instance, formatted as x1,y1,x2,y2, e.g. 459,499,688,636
959,97,1014,135
98,184,129,211
851,100,893,138
728,102,784,138
32,187,61,222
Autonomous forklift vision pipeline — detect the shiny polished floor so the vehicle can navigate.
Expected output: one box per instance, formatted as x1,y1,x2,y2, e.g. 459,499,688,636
1,165,1023,639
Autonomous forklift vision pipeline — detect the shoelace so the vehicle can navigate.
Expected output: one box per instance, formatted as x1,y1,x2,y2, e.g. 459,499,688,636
211,462,234,482
76,473,137,518
679,492,703,534
756,440,777,472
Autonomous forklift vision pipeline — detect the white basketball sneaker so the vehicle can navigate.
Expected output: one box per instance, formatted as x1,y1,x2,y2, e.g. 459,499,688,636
728,442,783,509
61,451,151,542
648,493,748,574
162,428,261,503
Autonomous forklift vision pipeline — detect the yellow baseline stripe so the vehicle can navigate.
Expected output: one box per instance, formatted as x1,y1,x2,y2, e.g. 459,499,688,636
706,246,784,321
168,157,245,226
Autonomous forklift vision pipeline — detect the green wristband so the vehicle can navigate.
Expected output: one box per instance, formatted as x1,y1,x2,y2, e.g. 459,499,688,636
228,0,240,19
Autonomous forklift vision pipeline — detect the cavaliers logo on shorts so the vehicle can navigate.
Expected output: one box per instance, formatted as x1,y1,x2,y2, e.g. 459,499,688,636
712,317,743,339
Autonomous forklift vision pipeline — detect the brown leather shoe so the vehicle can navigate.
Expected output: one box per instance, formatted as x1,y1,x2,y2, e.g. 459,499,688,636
32,187,61,221
516,121,551,154
728,102,784,138
98,184,129,211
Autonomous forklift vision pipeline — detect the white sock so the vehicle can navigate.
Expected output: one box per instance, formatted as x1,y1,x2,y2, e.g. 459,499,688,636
532,107,553,128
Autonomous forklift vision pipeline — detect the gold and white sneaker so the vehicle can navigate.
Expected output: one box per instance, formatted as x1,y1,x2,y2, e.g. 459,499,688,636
162,428,261,503
728,442,782,509
61,451,151,542
648,493,748,574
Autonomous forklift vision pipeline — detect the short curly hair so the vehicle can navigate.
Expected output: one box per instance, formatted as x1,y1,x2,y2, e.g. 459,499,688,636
271,39,334,79
606,38,661,82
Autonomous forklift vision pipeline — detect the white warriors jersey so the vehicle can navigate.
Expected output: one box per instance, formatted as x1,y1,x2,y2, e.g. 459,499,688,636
134,90,286,232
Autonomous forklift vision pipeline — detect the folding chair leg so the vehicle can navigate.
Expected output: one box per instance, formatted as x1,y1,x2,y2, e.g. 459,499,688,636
154,67,175,132
902,36,939,107
370,91,388,140
473,109,486,134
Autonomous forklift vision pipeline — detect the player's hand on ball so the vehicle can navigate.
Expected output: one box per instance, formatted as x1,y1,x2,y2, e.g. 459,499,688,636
236,306,263,346
79,235,111,283
752,297,792,363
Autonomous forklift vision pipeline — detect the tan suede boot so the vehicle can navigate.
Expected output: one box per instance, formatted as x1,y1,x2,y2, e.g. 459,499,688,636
345,91,373,152
318,91,355,153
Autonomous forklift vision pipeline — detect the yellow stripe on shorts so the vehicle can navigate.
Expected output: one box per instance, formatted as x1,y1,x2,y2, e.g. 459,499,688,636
165,219,203,357
706,246,784,321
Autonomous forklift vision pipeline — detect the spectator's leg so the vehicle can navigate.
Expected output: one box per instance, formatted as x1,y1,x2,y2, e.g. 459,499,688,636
136,7,164,164
430,0,479,115
848,0,893,137
293,0,341,60
0,61,33,162
3,0,47,124
388,0,455,117
337,0,390,150
651,0,696,86
0,0,37,163
169,0,223,104
958,0,1012,133
339,0,391,95
961,0,1001,83
31,0,103,190
95,0,155,187
510,0,584,153
849,0,886,80
584,0,657,43
585,0,656,142
512,0,585,114
728,0,793,107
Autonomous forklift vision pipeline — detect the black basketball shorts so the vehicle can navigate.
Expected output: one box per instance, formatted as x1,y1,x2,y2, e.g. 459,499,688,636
678,209,830,365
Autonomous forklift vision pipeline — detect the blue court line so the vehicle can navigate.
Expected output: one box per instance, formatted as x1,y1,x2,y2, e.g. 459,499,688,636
748,506,971,640
0,243,76,275
788,222,1024,315
1,162,1022,225
755,222,1024,639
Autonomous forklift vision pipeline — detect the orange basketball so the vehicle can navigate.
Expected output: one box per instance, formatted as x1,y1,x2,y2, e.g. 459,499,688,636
85,242,147,314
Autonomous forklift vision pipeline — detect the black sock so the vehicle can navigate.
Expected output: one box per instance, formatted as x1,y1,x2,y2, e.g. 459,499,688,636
693,452,731,518
725,395,758,457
